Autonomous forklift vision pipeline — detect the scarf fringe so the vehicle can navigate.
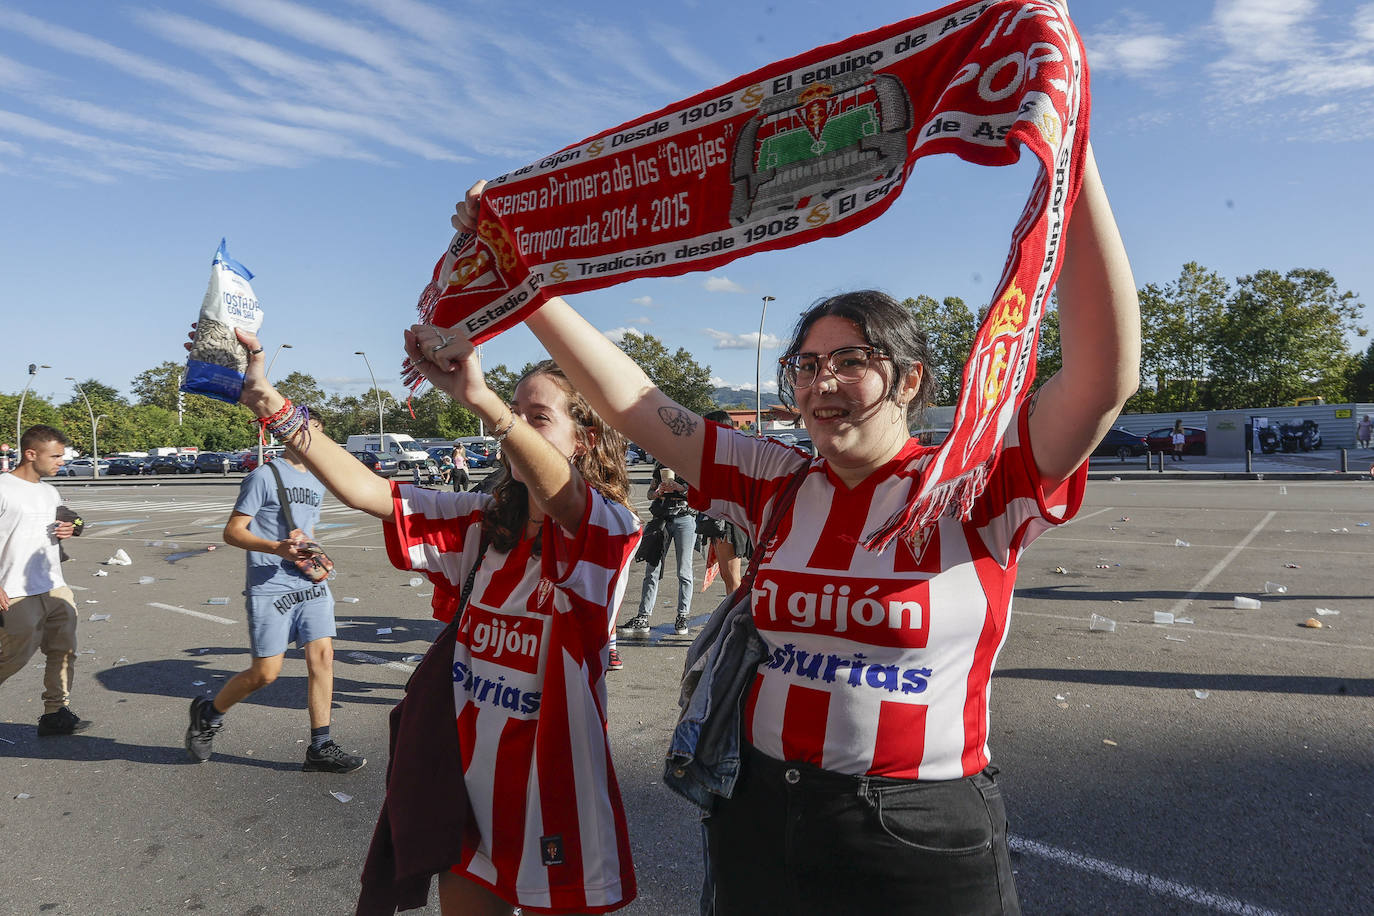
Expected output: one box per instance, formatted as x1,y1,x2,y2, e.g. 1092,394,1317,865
861,458,993,554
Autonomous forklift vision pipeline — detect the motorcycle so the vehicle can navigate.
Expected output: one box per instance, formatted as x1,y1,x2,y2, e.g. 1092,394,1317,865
1257,425,1280,454
1277,420,1321,452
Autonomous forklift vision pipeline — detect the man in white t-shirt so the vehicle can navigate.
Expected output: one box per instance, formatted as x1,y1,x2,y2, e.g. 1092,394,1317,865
0,425,90,736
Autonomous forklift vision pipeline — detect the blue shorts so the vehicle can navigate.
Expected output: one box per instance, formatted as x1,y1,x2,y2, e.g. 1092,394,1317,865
245,583,336,657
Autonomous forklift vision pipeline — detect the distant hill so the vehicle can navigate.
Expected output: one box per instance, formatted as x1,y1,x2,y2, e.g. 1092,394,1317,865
711,386,784,410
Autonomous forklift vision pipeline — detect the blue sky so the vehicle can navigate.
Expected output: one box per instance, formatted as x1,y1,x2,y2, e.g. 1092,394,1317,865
3,0,1372,405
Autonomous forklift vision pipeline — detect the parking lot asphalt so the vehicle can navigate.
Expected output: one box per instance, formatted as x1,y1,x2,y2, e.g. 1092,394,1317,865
2,468,1371,914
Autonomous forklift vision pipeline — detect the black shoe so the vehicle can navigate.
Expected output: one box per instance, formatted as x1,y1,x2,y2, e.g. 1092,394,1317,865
303,740,366,773
37,706,91,737
617,614,651,637
674,615,690,636
185,696,222,762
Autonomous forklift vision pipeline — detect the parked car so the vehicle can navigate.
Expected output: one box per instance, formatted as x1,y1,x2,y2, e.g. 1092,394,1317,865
193,452,233,473
149,454,196,474
350,450,398,477
1145,426,1206,455
1091,428,1149,460
911,428,952,447
236,451,261,473
106,457,153,476
56,458,111,477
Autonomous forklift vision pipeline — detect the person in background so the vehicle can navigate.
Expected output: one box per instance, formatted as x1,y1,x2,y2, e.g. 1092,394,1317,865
619,464,696,637
449,445,471,491
184,413,365,773
693,410,753,595
1171,419,1186,462
0,425,89,737
1356,414,1371,450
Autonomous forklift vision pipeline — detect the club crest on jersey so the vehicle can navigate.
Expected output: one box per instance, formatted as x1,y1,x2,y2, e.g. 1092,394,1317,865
535,577,554,606
540,834,565,866
904,523,934,565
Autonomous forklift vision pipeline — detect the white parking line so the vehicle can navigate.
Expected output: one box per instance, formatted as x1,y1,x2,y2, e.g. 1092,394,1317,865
147,602,237,626
346,651,415,674
1010,836,1282,915
1010,609,1372,652
1169,511,1275,617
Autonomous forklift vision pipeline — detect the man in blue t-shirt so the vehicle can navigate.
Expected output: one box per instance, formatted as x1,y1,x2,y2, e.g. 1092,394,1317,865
184,420,365,773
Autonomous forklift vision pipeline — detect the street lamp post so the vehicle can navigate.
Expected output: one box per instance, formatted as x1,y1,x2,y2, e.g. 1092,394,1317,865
258,343,294,467
756,296,774,434
266,343,294,379
65,377,99,478
17,363,51,446
355,351,384,439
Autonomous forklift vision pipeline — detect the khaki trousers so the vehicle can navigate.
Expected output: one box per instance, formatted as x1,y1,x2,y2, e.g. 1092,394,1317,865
0,586,78,713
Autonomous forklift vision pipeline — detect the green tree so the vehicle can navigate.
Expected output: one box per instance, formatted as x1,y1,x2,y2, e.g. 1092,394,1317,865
902,295,977,406
276,371,326,409
0,393,61,448
483,364,521,404
1347,340,1374,402
1135,262,1229,411
617,333,714,414
1210,268,1365,409
130,362,184,410
1032,303,1061,394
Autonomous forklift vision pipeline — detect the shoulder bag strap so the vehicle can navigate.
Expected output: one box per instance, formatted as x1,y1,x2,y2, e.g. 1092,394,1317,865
265,461,299,533
735,462,810,596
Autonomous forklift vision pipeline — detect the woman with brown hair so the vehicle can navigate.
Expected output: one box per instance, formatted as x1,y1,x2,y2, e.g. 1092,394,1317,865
202,327,642,915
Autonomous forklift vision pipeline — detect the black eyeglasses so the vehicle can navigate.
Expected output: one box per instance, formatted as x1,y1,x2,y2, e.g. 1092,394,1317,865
779,346,889,389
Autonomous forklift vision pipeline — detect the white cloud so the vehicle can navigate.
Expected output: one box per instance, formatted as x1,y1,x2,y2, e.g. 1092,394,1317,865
630,295,655,306
1083,30,1184,76
602,326,643,344
1212,0,1318,62
1199,0,1374,135
703,329,782,350
717,378,778,394
703,275,745,293
627,316,651,326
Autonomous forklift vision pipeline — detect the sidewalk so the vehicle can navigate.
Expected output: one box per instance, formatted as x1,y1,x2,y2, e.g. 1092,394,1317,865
1087,448,1373,481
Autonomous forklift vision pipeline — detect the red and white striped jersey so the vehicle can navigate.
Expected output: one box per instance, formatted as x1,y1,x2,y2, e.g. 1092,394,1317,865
383,482,641,913
690,403,1084,780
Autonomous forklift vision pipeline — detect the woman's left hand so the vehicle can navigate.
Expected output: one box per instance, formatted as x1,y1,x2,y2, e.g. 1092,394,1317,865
403,324,486,407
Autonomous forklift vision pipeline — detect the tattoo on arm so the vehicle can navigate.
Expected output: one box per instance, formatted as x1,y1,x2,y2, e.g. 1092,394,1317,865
657,406,699,437
1027,389,1042,416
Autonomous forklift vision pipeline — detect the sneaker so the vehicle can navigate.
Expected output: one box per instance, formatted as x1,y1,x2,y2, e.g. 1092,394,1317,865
607,646,624,671
303,740,366,774
617,614,651,637
185,696,221,762
674,615,690,636
37,706,91,737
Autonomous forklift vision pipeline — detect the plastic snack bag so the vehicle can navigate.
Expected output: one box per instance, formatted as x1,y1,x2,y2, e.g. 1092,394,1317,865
181,239,263,402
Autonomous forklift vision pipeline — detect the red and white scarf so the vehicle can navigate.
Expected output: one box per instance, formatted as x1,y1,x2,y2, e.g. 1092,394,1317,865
417,0,1089,551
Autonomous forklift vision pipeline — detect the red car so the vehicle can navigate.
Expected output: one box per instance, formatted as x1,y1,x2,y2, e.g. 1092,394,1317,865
237,451,261,473
1144,426,1206,455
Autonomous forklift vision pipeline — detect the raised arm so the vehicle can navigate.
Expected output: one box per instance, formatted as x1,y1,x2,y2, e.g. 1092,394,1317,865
402,326,590,532
1027,144,1141,482
190,328,396,518
448,183,709,485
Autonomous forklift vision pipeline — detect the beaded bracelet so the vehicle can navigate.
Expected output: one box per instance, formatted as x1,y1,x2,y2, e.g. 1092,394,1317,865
258,401,312,453
491,411,516,446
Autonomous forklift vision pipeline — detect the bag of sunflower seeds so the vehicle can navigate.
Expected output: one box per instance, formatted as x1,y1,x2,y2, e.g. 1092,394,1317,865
181,239,263,403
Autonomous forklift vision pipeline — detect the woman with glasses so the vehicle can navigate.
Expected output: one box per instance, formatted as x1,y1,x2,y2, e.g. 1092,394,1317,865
439,143,1139,914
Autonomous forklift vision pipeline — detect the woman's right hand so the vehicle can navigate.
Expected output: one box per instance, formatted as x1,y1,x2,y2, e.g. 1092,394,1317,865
182,323,281,417
450,180,486,235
